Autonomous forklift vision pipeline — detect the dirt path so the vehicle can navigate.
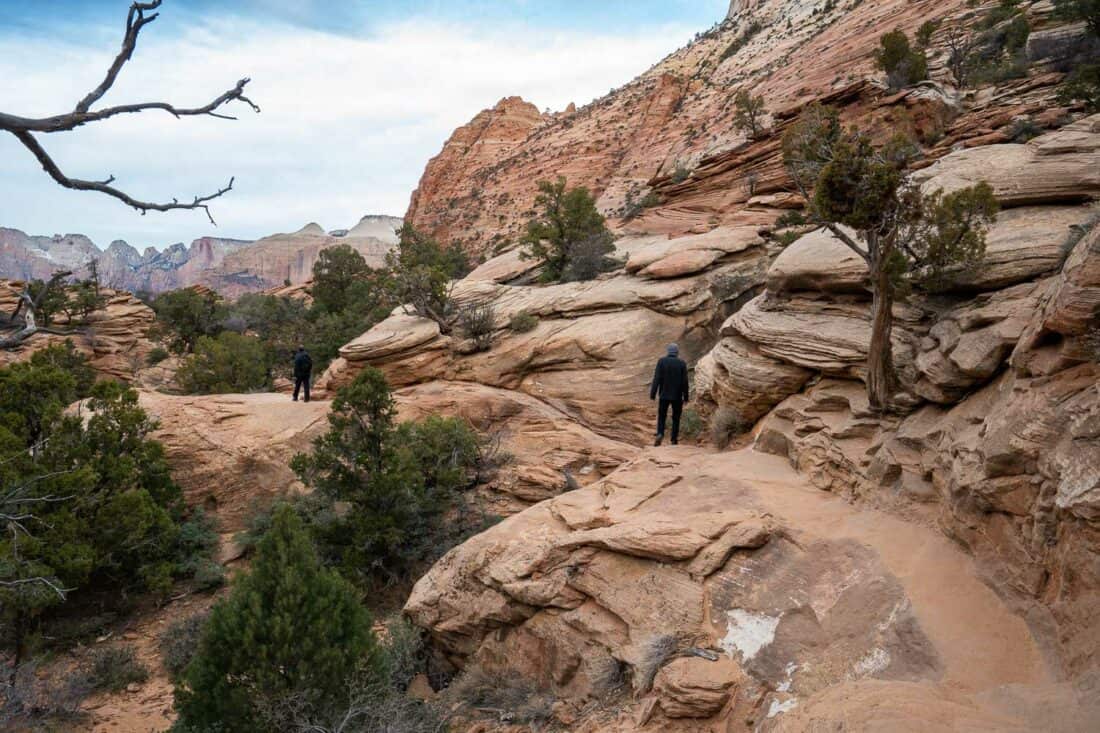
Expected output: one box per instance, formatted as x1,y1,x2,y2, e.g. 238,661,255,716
699,446,1052,695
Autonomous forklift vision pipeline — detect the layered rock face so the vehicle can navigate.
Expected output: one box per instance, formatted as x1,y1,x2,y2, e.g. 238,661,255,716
405,0,1086,256
0,280,156,381
408,449,1094,730
0,215,401,297
318,225,772,443
692,120,1100,690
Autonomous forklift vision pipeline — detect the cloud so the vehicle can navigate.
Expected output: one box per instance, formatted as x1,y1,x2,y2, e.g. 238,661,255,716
0,10,700,249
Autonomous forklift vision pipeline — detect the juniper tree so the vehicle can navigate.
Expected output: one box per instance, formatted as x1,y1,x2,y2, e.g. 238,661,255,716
174,505,380,732
876,29,929,89
732,89,767,138
385,224,468,331
289,367,479,589
782,105,998,410
520,177,615,282
311,244,371,314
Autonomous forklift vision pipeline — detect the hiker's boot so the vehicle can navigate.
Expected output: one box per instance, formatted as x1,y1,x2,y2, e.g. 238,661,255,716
654,434,663,447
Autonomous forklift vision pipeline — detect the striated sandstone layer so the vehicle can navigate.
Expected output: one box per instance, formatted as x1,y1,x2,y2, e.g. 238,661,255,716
407,448,1095,730
0,281,156,381
402,0,1090,257
318,227,773,442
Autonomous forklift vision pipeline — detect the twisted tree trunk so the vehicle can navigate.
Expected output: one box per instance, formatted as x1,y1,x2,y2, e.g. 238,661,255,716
866,247,896,412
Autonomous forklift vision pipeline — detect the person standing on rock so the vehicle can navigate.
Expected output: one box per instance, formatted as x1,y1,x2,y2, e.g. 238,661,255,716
292,346,312,403
650,343,689,446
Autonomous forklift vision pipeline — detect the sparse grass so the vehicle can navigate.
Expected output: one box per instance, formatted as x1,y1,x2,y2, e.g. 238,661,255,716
0,660,92,728
445,667,555,725
711,406,750,450
590,654,630,701
635,633,681,694
509,311,539,333
680,408,704,441
83,645,149,693
159,611,209,679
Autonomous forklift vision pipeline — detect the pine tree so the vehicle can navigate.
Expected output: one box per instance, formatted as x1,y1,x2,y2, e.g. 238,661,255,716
174,505,379,732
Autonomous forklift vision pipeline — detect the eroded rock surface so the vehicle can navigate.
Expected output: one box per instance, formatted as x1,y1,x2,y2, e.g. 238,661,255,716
407,449,1084,730
319,229,771,442
0,282,156,381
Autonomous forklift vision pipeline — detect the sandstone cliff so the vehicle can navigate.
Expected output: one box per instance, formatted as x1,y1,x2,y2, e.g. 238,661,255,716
405,0,1086,256
331,2,1100,728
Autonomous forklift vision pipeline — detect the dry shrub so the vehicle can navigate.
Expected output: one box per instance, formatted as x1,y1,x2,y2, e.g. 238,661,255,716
446,667,555,725
711,406,750,449
635,633,681,694
458,303,495,352
159,611,210,679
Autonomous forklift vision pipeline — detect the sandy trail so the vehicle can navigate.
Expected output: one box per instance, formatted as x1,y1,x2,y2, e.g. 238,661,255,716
690,447,1051,693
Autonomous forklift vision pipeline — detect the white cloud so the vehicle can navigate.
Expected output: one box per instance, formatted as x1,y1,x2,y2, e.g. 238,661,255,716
0,13,697,249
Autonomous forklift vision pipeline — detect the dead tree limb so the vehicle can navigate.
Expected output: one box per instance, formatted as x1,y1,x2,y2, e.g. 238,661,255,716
0,271,72,350
0,1,258,223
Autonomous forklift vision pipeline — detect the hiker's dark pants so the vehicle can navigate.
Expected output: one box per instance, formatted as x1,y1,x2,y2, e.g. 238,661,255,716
293,376,311,402
657,399,683,442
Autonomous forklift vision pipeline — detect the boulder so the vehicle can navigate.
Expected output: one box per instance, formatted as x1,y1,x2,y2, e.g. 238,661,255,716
408,448,1056,728
765,226,867,294
0,283,156,382
138,392,330,534
393,381,638,510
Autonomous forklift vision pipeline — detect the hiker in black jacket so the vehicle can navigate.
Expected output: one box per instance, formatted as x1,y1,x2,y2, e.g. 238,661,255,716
650,343,689,446
292,346,312,403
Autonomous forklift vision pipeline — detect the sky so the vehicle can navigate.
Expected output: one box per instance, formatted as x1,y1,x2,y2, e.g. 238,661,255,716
0,0,727,250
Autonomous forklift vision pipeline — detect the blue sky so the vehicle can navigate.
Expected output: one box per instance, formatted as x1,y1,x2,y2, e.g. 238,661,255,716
0,0,726,250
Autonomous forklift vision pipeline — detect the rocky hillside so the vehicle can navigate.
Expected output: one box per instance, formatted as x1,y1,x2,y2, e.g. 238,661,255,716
310,0,1100,729
26,0,1099,730
405,0,1092,254
0,214,401,297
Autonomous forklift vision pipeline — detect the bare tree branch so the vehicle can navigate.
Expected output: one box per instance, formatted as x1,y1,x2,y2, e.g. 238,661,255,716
0,1,258,221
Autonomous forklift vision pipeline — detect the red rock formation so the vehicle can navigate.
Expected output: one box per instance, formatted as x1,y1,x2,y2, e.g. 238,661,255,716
404,0,1080,256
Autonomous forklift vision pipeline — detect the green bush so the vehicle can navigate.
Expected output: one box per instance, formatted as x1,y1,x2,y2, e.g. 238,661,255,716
145,346,170,366
159,612,210,679
679,408,704,440
83,646,149,693
876,29,929,88
509,311,539,333
177,332,272,394
1,375,198,664
174,506,382,733
520,177,617,282
151,289,226,354
289,368,481,590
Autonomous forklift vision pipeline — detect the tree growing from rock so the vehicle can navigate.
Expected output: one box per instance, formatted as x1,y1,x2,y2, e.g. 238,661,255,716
0,0,258,222
385,224,468,332
782,105,998,410
876,28,929,89
174,505,381,732
520,177,616,282
732,89,767,139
